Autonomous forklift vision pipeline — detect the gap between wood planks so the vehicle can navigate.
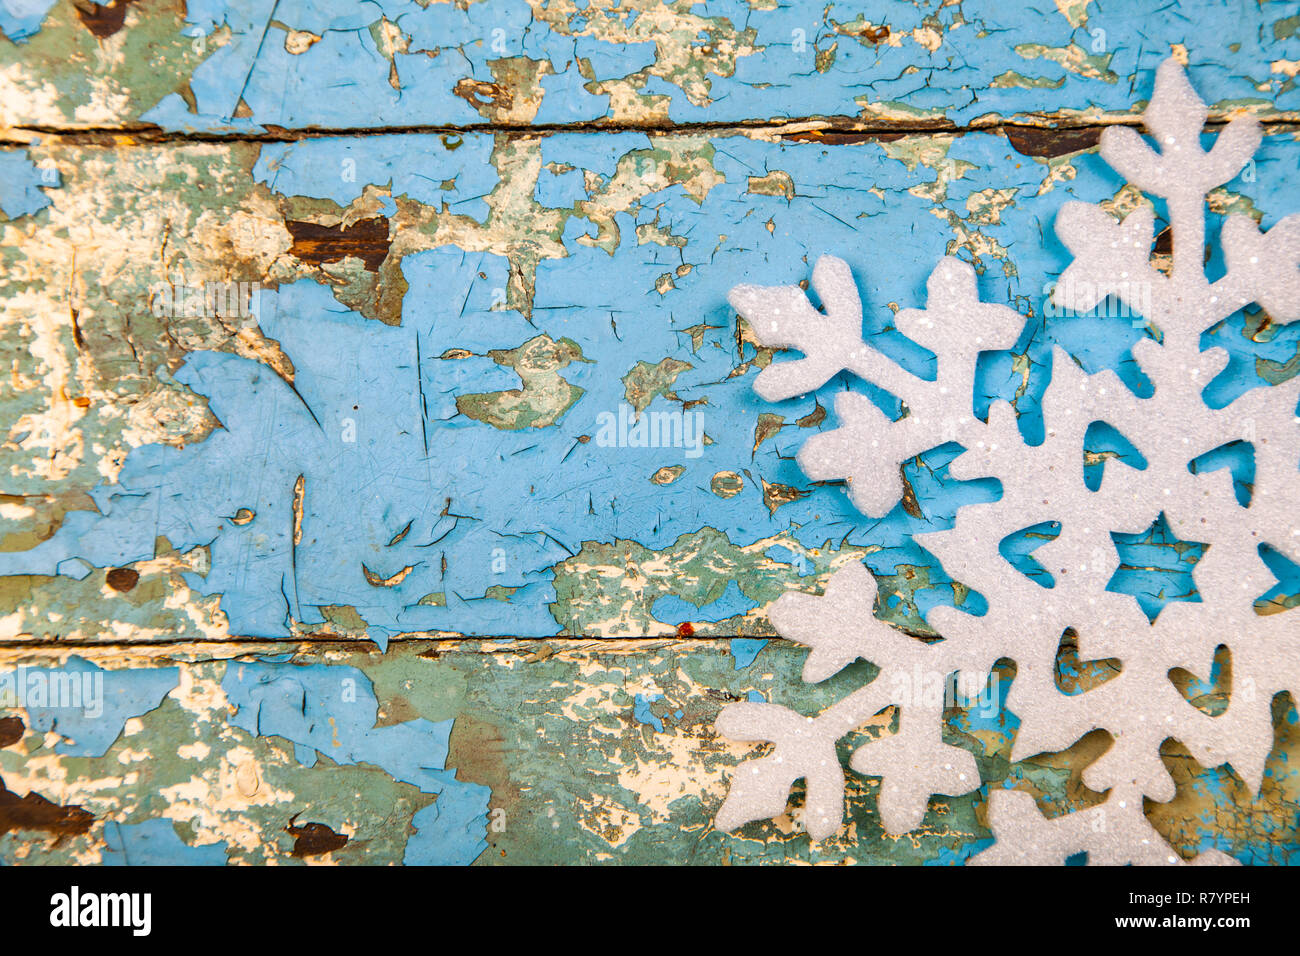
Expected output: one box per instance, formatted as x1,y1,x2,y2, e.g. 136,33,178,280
3,114,1299,148
0,635,737,657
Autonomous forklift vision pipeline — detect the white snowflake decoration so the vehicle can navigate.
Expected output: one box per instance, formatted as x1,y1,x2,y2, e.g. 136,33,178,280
715,58,1300,865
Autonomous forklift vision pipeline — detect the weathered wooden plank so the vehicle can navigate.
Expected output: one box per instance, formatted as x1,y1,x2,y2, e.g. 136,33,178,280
2,1,1300,132
1,639,1295,864
3,1,1300,870
1,123,1297,642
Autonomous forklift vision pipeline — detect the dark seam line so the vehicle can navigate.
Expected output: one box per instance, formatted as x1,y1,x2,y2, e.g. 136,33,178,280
4,114,1296,146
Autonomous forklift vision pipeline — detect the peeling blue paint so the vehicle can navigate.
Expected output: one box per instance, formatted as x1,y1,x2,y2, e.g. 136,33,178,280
1109,513,1208,622
0,0,57,44
0,149,58,220
104,2,1300,133
2,121,1295,638
403,777,492,866
0,657,179,758
221,659,490,863
632,692,663,732
729,638,767,671
652,580,758,626
102,819,229,866
927,837,995,865
253,135,498,221
224,659,453,785
765,545,815,576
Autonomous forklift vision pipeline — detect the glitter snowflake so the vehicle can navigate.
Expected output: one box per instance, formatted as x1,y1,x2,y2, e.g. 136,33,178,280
713,58,1300,865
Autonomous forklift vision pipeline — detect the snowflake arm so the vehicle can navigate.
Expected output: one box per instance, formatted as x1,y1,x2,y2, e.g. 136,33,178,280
1212,213,1300,321
1053,203,1167,318
972,790,1238,866
730,254,923,404
736,256,1023,518
714,561,980,838
1099,58,1262,202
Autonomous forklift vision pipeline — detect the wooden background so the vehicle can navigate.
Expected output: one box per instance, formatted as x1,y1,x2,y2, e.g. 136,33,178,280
1,0,1298,864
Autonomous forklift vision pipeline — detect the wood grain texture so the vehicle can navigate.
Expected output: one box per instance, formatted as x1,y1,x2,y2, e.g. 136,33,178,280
1,640,1296,864
1,0,1298,864
3,0,1300,131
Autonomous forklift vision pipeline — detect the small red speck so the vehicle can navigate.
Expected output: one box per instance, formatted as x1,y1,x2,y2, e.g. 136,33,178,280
676,622,695,637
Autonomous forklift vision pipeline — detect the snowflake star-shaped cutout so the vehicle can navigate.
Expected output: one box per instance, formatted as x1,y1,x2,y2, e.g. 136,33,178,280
712,57,1300,865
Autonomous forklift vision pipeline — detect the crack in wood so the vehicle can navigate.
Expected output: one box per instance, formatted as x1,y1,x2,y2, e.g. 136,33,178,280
4,115,1297,148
